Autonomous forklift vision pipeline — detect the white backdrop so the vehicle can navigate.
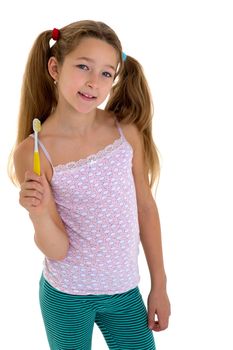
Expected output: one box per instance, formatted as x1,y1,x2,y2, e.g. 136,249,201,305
1,0,233,349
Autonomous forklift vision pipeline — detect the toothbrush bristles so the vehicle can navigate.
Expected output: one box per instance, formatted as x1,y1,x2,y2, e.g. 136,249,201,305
33,118,41,133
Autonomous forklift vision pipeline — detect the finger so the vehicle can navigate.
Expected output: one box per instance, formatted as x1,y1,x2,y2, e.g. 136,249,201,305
152,321,161,332
20,189,43,201
147,307,156,330
21,181,44,195
30,197,41,207
40,173,50,188
157,313,169,331
19,195,41,208
148,320,161,332
24,170,42,183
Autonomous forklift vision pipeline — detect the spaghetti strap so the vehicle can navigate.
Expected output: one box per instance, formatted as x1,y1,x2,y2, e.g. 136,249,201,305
29,134,53,166
115,117,124,139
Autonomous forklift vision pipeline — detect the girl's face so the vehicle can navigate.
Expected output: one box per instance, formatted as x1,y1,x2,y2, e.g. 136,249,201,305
53,38,118,114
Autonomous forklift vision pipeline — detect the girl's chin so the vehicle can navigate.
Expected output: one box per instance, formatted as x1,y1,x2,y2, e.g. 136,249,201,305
74,106,98,114
74,101,105,114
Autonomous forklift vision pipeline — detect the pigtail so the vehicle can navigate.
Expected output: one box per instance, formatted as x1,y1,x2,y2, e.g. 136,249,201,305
16,30,56,144
8,30,56,185
106,56,160,190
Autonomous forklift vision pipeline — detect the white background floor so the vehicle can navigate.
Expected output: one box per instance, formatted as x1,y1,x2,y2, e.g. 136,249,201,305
1,0,233,349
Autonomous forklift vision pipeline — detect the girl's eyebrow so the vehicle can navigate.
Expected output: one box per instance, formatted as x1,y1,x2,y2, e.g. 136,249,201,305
75,56,116,71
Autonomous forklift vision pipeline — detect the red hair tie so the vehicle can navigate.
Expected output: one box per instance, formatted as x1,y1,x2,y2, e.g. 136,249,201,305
52,28,60,41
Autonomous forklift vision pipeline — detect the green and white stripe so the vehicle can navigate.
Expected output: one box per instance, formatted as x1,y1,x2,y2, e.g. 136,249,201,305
39,274,156,349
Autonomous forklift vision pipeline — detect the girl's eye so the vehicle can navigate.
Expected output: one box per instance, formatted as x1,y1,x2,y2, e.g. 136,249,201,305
102,72,112,78
77,64,89,70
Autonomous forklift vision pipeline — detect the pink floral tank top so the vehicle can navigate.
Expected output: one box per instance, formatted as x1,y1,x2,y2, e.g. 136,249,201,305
31,119,140,295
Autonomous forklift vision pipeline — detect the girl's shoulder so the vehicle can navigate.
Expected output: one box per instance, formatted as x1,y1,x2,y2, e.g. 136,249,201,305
14,135,34,164
116,119,141,153
13,135,52,185
13,136,33,185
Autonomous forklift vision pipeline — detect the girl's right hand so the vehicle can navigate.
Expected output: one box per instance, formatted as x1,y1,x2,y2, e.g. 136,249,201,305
19,170,54,217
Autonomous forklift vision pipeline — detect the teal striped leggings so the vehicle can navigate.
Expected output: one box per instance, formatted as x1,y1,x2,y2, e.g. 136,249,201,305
39,274,156,349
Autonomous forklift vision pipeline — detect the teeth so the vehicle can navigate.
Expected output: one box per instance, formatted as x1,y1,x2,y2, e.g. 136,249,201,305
81,92,94,98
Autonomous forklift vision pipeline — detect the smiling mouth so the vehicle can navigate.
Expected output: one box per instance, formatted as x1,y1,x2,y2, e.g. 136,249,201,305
78,92,97,100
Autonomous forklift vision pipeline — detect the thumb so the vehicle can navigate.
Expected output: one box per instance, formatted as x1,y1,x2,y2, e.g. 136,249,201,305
40,173,50,187
147,304,155,329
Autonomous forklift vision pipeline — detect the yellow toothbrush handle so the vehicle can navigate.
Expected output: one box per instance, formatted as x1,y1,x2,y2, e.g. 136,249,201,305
33,151,41,175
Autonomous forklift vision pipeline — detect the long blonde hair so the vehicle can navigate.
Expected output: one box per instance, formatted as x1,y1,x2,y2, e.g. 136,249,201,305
8,20,160,189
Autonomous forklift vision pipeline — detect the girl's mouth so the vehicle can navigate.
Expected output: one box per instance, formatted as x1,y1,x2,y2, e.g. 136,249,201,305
78,92,97,101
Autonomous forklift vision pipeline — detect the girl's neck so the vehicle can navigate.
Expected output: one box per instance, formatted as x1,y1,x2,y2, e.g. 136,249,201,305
49,107,101,137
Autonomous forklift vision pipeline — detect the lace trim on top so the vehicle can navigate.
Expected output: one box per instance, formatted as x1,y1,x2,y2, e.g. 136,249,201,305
53,135,125,171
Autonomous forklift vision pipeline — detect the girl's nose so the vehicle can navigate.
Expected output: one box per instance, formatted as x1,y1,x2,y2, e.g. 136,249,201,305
86,73,99,89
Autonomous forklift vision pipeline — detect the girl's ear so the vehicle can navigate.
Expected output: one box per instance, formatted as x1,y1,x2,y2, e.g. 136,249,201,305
48,57,59,81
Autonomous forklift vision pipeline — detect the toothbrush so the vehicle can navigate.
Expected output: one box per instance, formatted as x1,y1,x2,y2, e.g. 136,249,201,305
32,118,41,175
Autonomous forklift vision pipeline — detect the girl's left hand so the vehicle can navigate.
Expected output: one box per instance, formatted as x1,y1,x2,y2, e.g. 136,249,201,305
147,288,171,332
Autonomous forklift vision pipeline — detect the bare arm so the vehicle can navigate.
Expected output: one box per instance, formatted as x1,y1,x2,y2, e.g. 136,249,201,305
13,139,69,260
125,123,171,331
138,199,167,290
127,124,167,289
27,172,69,260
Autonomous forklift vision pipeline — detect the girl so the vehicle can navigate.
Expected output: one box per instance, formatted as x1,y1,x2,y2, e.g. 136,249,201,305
9,20,170,350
